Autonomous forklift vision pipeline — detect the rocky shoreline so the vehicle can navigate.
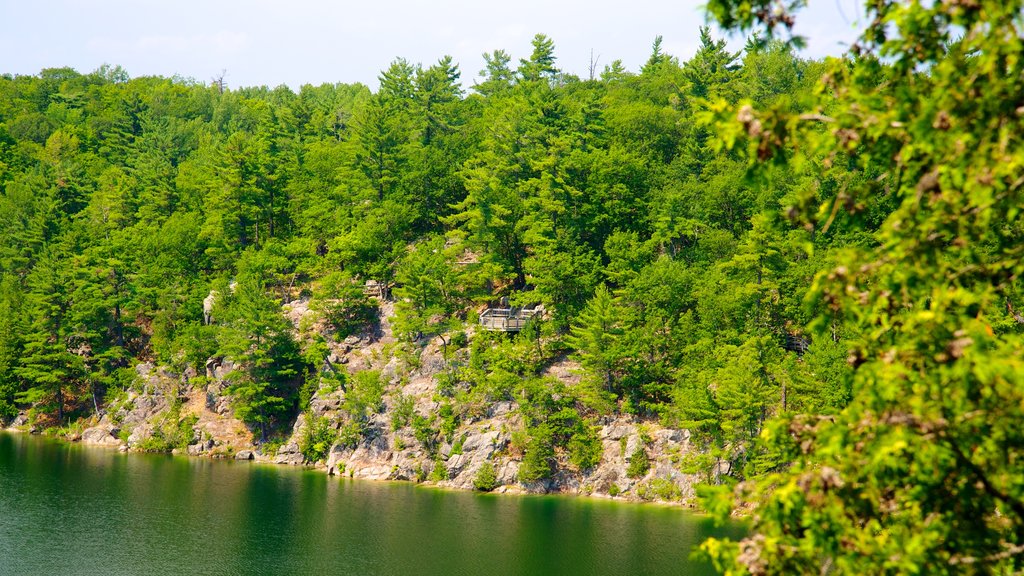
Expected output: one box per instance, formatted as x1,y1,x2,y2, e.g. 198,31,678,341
3,299,711,507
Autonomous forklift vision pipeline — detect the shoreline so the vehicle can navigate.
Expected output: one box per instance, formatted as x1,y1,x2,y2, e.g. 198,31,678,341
1,424,713,512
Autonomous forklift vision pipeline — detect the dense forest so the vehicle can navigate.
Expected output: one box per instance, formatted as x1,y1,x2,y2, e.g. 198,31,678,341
0,27,853,477
2,0,1024,569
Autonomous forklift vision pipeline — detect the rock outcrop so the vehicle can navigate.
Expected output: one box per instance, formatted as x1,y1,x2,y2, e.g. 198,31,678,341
36,294,704,507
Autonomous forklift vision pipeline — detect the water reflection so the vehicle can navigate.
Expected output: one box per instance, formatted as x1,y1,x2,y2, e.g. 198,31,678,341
0,432,741,576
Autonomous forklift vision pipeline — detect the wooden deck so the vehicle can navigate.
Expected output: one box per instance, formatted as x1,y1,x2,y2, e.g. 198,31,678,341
479,308,541,332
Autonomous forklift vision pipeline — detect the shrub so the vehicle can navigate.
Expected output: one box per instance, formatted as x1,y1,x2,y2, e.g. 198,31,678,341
509,428,529,458
567,424,603,471
450,435,464,456
391,393,415,431
517,426,555,483
474,461,498,491
137,411,198,453
428,457,449,481
436,369,458,397
636,478,682,502
608,483,621,497
312,273,379,339
627,447,650,479
450,331,468,349
636,424,653,445
412,414,437,452
336,419,364,449
438,402,458,441
300,413,338,463
344,370,385,418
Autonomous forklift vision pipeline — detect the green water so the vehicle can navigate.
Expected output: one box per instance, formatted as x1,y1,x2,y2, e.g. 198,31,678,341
0,431,741,576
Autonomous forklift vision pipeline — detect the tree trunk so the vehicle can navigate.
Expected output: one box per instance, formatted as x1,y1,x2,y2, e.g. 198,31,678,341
56,385,64,424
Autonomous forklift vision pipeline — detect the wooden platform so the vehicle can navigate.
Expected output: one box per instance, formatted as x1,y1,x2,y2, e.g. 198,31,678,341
479,308,541,332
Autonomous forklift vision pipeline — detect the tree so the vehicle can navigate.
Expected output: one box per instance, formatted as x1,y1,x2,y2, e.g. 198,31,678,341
519,34,558,84
566,285,623,398
0,274,25,421
216,253,304,441
475,50,515,96
392,236,460,341
699,0,1024,573
16,250,84,425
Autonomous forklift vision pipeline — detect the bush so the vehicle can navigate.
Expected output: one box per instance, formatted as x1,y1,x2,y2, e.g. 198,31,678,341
313,272,379,339
412,414,437,452
436,370,458,397
343,370,385,418
428,457,449,482
627,447,650,478
636,478,682,502
336,419,363,449
390,393,415,431
450,331,468,349
300,413,338,463
474,461,498,491
567,424,603,471
608,483,621,497
438,402,458,441
517,426,555,483
137,410,198,453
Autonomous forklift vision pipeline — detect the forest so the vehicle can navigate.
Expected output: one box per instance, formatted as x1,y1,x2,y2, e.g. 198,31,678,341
0,28,850,470
2,0,1024,569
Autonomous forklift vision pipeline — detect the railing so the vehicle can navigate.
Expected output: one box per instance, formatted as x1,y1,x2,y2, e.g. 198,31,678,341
363,281,385,299
784,333,810,354
479,308,541,332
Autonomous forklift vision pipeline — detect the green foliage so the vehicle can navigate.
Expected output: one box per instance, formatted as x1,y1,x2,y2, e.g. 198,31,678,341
517,424,555,483
697,0,1024,573
566,423,603,472
626,447,650,479
392,235,461,341
566,284,623,397
412,413,437,452
636,478,682,502
343,370,385,420
390,393,415,431
428,457,449,482
438,401,458,441
299,412,337,463
473,461,498,491
450,435,464,456
138,410,198,453
312,272,379,339
0,35,889,556
335,419,363,449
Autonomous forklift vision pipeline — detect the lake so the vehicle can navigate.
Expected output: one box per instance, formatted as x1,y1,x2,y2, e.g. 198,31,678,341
0,431,741,576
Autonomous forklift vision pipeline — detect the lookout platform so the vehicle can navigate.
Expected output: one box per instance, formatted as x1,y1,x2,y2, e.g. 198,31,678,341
479,308,541,332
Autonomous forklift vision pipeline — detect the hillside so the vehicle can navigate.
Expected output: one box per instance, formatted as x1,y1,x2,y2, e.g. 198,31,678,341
0,30,854,496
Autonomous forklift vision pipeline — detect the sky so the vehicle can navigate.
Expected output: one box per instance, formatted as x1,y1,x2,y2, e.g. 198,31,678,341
0,0,866,91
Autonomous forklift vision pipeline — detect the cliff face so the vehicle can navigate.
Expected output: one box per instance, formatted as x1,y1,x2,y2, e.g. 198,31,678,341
43,299,705,505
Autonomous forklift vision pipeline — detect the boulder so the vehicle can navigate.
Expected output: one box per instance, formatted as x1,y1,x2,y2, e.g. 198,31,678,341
601,422,633,441
187,439,215,456
81,426,121,447
274,442,305,466
487,401,514,418
235,450,255,460
309,392,342,416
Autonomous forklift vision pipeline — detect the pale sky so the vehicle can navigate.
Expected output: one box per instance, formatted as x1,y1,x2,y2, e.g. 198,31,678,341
0,0,866,90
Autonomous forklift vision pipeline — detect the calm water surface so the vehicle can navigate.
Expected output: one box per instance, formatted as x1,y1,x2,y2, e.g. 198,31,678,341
0,431,741,576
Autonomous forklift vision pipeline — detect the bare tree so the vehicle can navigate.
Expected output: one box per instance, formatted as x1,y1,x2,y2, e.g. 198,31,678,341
211,69,228,94
588,49,601,81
